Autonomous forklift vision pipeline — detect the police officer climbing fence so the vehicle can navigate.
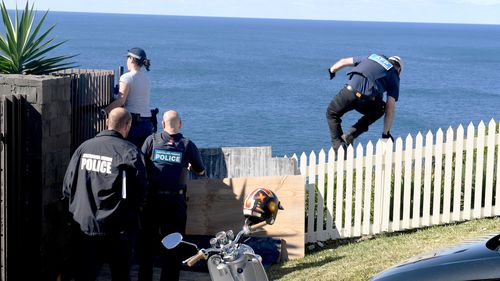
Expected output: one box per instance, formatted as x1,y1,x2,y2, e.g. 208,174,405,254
138,110,206,281
326,54,404,153
62,107,148,281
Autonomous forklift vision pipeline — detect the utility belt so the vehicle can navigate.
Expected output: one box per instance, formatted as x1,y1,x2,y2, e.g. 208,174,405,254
345,84,380,101
131,113,151,123
156,188,186,196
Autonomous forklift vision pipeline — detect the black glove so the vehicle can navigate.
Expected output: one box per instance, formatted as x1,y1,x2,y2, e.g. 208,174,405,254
328,69,336,80
99,108,107,118
382,132,394,142
150,108,159,133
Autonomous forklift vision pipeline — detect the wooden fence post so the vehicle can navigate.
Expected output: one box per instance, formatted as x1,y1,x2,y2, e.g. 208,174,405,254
453,125,465,221
362,142,374,235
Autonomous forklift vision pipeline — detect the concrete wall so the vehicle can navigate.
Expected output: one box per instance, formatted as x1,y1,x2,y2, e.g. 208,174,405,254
0,74,72,208
0,74,72,280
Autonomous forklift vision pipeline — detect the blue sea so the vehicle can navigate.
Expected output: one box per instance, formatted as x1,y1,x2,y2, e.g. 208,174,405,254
43,12,500,156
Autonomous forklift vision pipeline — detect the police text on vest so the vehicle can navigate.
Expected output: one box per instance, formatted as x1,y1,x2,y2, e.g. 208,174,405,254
80,153,113,174
153,149,183,164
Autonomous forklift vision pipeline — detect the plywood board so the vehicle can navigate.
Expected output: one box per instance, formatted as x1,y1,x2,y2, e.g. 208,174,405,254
186,175,305,259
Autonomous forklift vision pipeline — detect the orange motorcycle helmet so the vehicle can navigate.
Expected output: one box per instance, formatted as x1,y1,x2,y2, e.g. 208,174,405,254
243,187,284,225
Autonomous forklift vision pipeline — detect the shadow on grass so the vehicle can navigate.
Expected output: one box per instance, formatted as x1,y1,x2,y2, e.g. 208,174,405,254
267,254,344,280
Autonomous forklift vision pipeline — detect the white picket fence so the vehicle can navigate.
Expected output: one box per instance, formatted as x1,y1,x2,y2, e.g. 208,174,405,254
292,119,500,243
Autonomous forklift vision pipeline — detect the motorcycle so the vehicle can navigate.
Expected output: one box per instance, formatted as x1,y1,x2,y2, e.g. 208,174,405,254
162,220,270,281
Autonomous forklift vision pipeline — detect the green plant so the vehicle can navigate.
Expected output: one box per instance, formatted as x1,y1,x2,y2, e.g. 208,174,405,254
0,1,76,74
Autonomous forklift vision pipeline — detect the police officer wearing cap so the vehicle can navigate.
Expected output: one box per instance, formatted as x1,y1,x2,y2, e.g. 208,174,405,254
326,54,404,152
104,47,153,148
138,110,205,281
62,107,148,281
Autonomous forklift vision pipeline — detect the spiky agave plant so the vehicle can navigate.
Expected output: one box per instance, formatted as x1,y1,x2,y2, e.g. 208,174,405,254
0,1,76,74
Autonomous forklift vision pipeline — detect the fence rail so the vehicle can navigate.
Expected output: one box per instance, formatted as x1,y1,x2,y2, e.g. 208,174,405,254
293,119,500,243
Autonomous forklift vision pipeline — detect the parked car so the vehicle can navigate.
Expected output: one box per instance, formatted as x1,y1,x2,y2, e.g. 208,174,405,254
370,233,500,280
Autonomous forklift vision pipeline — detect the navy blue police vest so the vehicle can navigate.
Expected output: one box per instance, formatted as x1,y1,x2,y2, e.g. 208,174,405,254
149,133,190,191
347,54,396,97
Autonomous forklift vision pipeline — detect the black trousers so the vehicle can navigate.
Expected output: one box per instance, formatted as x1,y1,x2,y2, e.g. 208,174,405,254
326,86,386,151
137,194,187,281
71,227,135,281
127,117,153,148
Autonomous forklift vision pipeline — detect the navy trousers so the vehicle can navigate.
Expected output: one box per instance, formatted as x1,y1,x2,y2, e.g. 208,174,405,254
127,117,153,148
137,194,187,281
326,86,386,151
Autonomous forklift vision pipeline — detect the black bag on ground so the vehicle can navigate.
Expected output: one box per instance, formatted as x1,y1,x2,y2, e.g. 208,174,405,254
244,236,288,267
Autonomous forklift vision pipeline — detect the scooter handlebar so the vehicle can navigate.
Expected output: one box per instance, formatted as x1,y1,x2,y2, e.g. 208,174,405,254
185,250,207,267
249,221,267,231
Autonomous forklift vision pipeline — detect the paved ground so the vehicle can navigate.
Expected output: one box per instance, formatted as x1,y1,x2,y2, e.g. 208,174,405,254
96,264,211,281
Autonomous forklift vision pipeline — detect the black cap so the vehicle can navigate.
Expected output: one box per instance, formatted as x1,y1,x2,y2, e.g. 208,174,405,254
128,47,147,60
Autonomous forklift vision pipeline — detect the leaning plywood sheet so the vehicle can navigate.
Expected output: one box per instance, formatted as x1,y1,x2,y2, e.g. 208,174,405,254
186,175,305,259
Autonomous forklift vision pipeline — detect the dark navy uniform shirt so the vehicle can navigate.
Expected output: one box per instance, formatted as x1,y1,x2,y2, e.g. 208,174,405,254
62,130,148,236
141,131,205,192
347,54,400,101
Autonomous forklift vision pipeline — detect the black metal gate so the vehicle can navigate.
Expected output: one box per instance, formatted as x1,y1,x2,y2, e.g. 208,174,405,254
0,95,38,281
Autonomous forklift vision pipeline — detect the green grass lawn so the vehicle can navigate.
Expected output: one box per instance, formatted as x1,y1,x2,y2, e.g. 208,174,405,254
268,217,500,281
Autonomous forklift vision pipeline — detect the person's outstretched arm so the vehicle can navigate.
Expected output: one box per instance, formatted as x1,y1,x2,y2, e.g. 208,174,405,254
383,96,396,135
329,57,354,75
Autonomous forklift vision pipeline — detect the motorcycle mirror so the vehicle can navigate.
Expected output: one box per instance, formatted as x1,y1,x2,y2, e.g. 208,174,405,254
161,232,183,249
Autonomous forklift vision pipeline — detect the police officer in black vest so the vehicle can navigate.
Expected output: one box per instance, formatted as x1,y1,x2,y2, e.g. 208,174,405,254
326,54,404,152
62,108,148,281
138,110,205,281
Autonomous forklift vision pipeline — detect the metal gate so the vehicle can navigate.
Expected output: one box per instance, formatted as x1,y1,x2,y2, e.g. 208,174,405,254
0,95,33,281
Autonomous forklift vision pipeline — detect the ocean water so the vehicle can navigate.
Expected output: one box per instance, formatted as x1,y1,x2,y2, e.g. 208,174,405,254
41,12,500,156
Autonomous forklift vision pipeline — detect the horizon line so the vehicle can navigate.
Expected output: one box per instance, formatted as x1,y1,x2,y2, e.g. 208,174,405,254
14,9,500,27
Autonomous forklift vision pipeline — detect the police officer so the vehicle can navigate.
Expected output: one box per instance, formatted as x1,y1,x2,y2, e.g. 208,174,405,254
62,108,148,281
326,54,404,152
104,47,153,148
138,110,205,281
